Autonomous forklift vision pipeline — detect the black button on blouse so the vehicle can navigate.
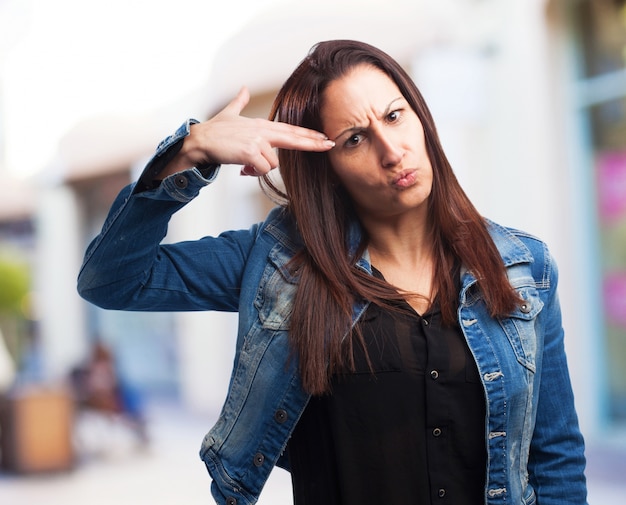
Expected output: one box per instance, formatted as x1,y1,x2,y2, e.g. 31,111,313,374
288,270,487,505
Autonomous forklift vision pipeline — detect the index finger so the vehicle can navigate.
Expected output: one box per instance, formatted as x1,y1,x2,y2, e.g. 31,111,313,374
269,121,335,152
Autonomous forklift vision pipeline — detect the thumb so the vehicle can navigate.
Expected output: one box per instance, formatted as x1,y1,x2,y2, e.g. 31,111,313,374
221,86,250,116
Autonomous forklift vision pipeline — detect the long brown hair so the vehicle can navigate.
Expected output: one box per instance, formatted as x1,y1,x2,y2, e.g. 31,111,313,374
261,40,520,395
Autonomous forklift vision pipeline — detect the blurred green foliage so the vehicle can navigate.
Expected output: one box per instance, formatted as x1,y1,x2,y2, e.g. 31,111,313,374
0,250,30,314
0,249,31,365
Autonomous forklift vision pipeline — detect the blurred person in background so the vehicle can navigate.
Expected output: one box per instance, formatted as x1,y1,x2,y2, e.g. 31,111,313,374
70,341,147,446
77,40,587,505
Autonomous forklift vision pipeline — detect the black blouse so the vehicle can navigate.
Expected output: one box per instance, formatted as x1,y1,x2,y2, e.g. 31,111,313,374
287,277,487,504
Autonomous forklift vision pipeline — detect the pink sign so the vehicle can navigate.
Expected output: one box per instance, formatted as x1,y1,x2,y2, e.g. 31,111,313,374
604,272,626,329
597,151,626,223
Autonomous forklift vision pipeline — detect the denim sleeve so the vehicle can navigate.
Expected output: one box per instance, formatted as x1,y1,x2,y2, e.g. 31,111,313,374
527,255,588,504
77,122,258,313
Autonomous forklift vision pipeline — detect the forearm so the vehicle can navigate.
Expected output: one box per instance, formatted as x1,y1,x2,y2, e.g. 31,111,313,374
528,272,588,504
77,167,213,310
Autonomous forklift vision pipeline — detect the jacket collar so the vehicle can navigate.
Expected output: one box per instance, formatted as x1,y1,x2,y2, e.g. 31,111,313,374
460,219,534,290
264,208,531,279
485,219,534,268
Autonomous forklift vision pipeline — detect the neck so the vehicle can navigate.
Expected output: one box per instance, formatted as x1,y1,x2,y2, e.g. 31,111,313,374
362,208,433,267
363,211,436,310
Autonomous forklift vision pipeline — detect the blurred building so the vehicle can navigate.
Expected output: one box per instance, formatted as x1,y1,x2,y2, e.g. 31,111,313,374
2,0,625,448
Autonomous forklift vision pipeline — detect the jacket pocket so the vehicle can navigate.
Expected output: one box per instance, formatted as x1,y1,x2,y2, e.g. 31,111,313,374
254,244,298,330
498,287,543,372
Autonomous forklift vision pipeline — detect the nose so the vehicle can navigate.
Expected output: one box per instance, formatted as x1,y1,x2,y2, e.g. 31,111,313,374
376,130,404,168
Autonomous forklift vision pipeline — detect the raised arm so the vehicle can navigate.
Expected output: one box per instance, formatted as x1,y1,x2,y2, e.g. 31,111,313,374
78,87,334,312
157,87,334,178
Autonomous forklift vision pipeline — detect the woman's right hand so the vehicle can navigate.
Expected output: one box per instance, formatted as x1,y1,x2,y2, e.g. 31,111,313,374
159,87,335,179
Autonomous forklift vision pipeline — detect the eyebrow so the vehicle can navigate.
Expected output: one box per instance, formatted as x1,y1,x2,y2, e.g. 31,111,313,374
331,96,405,142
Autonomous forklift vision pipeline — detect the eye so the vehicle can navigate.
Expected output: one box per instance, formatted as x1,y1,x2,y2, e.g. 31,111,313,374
344,132,365,148
386,109,401,123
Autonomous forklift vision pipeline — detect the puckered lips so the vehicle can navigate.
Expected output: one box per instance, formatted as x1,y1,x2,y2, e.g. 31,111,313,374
391,169,418,188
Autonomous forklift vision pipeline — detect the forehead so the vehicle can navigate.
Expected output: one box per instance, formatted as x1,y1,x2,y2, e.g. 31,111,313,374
321,65,403,130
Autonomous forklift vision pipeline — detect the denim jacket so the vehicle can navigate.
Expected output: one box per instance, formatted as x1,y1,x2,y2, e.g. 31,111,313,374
78,121,587,505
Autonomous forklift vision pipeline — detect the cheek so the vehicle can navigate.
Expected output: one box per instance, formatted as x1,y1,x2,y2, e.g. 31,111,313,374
328,150,368,180
327,153,352,183
330,162,366,192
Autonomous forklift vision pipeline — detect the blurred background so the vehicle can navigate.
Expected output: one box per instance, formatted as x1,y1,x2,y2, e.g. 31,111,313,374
0,0,625,503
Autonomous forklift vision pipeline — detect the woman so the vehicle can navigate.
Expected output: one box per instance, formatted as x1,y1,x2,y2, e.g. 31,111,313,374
78,40,587,505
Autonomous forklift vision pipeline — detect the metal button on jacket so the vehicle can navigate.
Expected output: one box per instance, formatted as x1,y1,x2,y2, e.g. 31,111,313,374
174,175,188,189
274,409,288,423
253,452,265,467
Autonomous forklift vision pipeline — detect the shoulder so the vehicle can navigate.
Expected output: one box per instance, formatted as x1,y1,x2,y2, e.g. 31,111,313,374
485,219,549,261
485,219,556,288
259,205,304,253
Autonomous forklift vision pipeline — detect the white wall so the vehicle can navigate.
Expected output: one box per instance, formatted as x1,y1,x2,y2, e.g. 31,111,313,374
35,184,88,380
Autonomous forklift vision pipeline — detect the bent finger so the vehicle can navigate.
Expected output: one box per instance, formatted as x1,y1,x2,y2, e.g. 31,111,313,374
240,165,258,176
